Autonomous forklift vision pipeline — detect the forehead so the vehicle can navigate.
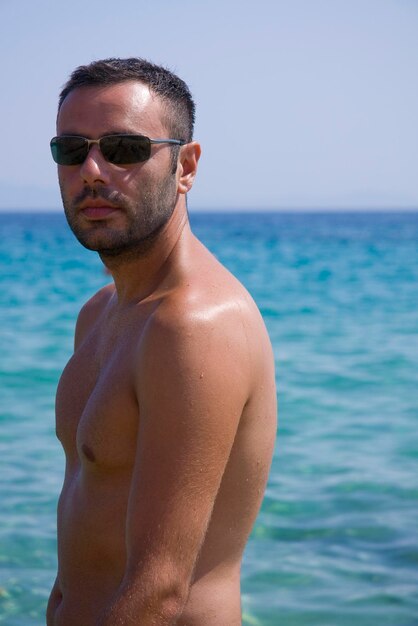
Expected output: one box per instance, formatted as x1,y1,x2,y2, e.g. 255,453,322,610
57,81,167,137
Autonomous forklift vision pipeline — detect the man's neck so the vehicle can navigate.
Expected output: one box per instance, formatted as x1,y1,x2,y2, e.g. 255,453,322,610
101,204,191,306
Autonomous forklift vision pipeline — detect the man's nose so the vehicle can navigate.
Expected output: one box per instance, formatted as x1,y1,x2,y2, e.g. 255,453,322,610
79,145,111,186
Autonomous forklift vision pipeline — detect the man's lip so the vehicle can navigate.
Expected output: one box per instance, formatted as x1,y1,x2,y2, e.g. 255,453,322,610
78,201,121,219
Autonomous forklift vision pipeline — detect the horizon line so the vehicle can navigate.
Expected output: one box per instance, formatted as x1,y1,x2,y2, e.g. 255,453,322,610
1,206,417,214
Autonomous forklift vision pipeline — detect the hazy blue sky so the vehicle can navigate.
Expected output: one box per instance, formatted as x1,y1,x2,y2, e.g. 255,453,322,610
1,0,417,211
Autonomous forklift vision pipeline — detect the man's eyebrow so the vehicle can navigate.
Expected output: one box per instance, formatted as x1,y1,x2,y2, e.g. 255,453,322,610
100,130,145,137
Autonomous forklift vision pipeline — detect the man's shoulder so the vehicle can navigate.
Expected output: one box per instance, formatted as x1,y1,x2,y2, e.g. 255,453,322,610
141,258,268,369
74,283,115,348
134,260,275,420
154,265,254,332
135,280,254,407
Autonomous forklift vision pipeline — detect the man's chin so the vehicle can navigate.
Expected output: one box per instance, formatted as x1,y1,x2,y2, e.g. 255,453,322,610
68,223,130,254
67,211,172,258
71,232,112,252
75,232,161,260
98,236,159,260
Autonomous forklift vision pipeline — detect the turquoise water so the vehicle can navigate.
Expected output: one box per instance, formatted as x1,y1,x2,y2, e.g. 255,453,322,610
1,211,417,625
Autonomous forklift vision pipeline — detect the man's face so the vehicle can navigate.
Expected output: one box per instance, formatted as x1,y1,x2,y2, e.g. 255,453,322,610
56,81,179,258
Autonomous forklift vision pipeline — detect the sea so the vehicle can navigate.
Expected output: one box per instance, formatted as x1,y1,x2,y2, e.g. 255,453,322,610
0,210,417,626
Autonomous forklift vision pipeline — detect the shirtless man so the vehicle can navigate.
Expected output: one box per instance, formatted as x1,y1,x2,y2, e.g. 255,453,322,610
47,58,277,626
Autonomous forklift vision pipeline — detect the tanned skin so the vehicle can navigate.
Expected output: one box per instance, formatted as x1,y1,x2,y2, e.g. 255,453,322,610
47,81,277,625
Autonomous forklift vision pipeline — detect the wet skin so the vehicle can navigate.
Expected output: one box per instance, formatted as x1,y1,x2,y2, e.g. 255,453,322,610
47,82,277,625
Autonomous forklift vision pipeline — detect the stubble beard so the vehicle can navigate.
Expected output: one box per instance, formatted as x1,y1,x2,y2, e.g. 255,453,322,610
60,173,178,262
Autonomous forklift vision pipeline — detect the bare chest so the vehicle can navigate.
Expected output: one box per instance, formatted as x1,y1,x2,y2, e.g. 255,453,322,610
56,327,140,469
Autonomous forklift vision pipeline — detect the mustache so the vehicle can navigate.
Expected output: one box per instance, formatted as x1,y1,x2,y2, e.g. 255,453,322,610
72,185,128,207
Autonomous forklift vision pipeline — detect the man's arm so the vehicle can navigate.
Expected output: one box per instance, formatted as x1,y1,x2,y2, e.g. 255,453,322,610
46,576,62,625
97,303,251,625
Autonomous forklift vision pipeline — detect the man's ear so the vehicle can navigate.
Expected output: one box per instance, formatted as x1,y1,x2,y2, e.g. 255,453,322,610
177,142,201,194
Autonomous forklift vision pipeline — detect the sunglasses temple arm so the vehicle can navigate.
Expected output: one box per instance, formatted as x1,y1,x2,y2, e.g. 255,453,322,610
150,139,185,146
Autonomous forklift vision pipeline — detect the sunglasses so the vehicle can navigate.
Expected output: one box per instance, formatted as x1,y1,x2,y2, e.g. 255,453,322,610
50,133,186,166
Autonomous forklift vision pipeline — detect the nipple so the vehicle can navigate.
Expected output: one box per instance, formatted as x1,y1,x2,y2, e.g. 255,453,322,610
81,444,96,462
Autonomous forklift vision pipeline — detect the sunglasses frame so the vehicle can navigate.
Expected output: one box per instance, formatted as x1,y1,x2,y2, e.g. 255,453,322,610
50,133,186,166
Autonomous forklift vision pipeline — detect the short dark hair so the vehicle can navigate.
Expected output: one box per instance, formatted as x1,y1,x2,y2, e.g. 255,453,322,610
58,57,196,142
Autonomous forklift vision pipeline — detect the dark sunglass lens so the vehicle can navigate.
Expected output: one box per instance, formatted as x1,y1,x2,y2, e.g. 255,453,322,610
101,135,151,164
50,137,88,165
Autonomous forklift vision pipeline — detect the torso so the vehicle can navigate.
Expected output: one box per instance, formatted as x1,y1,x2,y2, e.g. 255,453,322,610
51,236,277,625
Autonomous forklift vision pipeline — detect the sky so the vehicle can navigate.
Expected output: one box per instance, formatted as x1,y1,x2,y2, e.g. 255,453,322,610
1,0,417,211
